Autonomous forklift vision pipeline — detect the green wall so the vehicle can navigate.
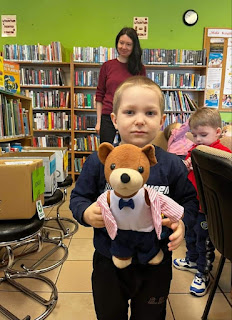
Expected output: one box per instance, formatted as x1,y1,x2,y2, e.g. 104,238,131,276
1,0,231,61
0,0,231,121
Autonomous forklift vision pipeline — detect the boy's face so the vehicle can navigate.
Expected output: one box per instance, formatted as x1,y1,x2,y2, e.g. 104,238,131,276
191,125,222,146
111,85,165,148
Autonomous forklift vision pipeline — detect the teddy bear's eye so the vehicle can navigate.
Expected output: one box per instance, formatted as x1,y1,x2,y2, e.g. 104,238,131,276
138,166,144,173
110,163,116,170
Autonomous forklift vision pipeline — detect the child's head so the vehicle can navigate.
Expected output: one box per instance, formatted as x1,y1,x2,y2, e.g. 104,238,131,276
189,107,222,146
222,124,232,137
111,76,166,148
163,122,182,140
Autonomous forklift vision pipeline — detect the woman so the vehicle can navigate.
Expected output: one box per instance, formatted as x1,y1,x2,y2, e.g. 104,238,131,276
95,27,146,143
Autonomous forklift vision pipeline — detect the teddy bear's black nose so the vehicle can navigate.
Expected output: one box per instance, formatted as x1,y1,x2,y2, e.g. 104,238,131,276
121,173,130,184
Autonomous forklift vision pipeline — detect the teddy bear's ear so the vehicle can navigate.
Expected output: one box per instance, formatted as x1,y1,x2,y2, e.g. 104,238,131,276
98,143,114,164
141,144,157,166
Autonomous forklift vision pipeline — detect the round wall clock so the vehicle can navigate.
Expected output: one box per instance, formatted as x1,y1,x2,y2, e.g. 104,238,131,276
183,10,198,26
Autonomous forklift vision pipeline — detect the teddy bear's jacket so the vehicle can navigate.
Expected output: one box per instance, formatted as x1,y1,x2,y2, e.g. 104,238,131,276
97,186,184,240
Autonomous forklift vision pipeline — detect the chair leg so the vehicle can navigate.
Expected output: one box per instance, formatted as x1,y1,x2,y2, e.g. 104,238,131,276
44,188,79,240
202,255,226,320
1,272,58,320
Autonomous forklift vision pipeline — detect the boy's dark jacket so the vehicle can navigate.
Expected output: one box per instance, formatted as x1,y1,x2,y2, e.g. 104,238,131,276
70,145,199,263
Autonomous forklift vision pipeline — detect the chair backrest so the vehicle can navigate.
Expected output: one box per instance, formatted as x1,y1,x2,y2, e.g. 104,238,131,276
191,146,232,261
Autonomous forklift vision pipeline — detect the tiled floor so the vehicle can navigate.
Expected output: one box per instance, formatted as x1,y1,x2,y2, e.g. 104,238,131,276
0,184,231,320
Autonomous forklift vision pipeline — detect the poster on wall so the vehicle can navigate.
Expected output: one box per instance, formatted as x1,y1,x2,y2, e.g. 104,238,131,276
1,15,16,37
208,38,224,67
133,17,148,39
205,68,222,108
222,38,232,108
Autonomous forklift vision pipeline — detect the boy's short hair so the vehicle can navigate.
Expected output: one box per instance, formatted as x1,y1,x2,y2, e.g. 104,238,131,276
163,122,180,140
113,76,165,115
189,107,222,129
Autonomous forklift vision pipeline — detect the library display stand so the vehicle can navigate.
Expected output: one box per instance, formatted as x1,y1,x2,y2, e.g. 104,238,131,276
203,27,232,112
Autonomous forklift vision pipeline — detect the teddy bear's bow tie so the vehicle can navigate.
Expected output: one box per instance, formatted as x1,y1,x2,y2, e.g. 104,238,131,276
119,198,135,210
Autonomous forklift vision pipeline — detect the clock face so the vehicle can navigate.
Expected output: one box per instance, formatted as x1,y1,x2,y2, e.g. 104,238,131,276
183,10,198,26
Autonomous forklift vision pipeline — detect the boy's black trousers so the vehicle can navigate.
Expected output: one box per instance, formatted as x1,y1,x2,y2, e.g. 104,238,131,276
92,250,172,320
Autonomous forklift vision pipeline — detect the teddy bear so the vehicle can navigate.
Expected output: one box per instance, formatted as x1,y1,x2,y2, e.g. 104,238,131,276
97,142,184,269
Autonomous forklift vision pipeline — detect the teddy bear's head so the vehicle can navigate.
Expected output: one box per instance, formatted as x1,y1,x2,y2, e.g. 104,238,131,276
98,143,157,197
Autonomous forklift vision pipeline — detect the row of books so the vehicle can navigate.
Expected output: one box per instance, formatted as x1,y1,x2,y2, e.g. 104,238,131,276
74,134,100,152
147,72,205,89
20,67,66,86
74,93,96,109
0,142,24,153
21,89,70,108
142,49,207,65
163,91,198,112
74,114,97,130
73,47,118,63
32,135,70,148
0,95,30,138
33,112,71,131
74,156,87,173
74,70,99,87
163,113,191,128
3,42,63,62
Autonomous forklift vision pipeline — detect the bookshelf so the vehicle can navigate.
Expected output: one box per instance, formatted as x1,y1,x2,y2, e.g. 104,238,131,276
70,58,100,178
0,90,33,149
3,46,207,181
18,61,73,175
146,64,207,127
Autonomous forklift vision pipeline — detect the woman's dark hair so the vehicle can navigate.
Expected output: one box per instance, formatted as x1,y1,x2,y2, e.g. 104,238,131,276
115,27,143,75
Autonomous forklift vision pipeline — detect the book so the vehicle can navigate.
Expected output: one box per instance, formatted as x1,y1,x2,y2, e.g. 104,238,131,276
0,57,4,90
4,61,20,94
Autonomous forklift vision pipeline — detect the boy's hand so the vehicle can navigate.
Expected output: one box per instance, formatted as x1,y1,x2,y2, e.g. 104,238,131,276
183,158,193,172
83,202,105,228
162,219,185,251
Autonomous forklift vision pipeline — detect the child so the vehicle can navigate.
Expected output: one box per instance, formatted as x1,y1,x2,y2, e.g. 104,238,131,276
173,107,232,297
163,119,194,159
70,76,199,320
221,124,232,137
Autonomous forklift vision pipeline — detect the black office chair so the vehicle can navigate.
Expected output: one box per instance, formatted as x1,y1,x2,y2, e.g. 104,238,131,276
0,214,58,320
44,176,78,240
191,145,232,320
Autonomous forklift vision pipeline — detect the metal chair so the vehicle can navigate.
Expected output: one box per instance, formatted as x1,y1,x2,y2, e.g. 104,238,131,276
5,189,69,275
44,176,78,240
191,145,232,320
0,214,58,320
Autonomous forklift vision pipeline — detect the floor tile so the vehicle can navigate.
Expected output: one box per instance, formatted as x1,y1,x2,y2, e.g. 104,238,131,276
45,293,96,320
73,223,94,239
169,292,232,320
68,238,94,260
56,260,92,292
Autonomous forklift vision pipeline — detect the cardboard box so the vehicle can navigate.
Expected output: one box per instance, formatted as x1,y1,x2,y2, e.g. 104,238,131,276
23,147,68,182
0,159,45,220
0,152,57,196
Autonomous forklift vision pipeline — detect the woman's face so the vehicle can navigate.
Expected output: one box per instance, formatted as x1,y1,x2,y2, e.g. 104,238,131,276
117,34,133,58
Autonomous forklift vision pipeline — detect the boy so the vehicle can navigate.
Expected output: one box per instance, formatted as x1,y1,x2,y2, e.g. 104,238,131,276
163,119,193,159
173,107,232,297
70,76,199,320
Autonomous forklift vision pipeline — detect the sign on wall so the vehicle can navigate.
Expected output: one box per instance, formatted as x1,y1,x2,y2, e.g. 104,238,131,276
133,17,148,39
1,15,17,37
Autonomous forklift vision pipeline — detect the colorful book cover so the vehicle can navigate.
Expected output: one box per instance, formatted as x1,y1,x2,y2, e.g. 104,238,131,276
3,61,20,94
0,57,4,90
